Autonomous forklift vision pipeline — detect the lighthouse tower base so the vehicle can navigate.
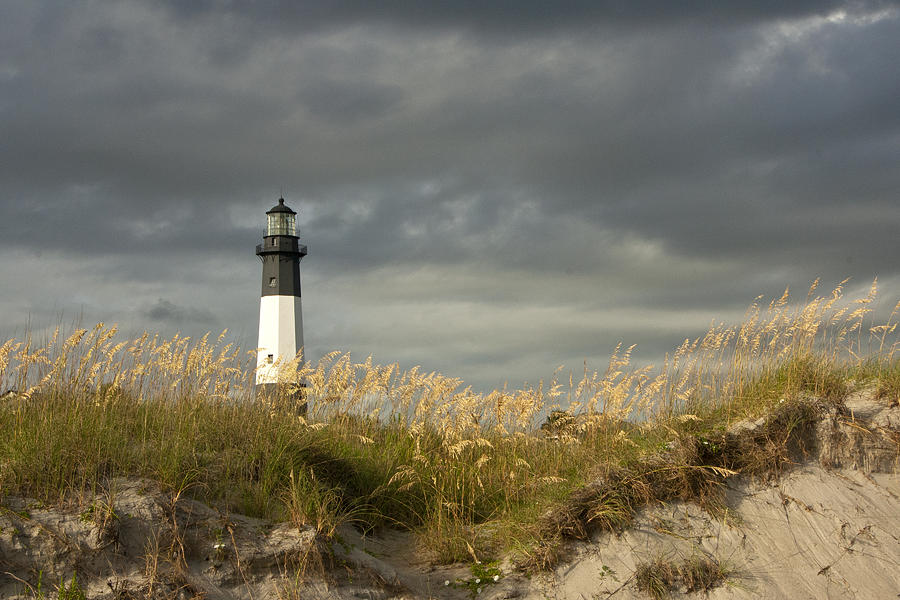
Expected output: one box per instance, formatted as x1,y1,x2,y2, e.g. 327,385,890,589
255,295,306,411
256,295,304,381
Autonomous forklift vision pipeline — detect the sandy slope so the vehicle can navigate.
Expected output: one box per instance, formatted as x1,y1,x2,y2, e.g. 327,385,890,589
527,467,900,599
518,393,900,600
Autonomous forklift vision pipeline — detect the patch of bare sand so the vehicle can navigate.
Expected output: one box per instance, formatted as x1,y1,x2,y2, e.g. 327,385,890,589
520,391,900,599
525,466,899,599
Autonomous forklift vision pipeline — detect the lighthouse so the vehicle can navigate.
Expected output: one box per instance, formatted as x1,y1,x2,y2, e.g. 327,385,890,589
255,197,307,394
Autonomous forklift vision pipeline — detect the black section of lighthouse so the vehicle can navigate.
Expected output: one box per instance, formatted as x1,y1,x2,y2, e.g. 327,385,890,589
255,198,307,392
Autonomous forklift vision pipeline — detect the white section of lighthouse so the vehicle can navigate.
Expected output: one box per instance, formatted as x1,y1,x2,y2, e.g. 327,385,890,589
255,198,307,390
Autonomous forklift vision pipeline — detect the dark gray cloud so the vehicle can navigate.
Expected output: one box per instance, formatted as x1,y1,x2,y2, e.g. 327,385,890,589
144,298,218,327
156,1,892,34
1,0,898,390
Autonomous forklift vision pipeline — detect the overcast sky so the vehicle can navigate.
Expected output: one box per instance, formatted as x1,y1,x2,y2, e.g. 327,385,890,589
1,1,898,391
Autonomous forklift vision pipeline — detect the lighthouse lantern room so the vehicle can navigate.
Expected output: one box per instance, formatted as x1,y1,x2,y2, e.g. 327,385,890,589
256,197,307,392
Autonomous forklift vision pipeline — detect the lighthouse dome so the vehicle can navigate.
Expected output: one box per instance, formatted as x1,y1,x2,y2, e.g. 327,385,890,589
267,197,296,214
266,198,297,236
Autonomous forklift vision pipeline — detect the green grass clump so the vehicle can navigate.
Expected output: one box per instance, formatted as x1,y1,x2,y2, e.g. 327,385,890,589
0,279,898,567
875,359,900,404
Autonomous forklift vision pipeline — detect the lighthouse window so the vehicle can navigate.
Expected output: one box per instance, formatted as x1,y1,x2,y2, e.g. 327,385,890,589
267,354,274,363
268,277,277,287
267,213,296,236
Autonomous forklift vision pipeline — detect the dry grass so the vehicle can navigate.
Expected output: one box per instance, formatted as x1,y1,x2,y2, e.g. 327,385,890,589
635,553,731,599
1,279,898,567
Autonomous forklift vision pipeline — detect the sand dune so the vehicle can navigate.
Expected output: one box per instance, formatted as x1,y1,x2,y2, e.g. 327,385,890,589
2,392,897,599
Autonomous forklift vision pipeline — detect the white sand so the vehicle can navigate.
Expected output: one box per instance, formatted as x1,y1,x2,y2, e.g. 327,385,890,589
523,466,900,599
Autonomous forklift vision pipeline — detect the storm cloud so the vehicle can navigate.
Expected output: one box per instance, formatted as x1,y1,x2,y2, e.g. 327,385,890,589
1,1,898,390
